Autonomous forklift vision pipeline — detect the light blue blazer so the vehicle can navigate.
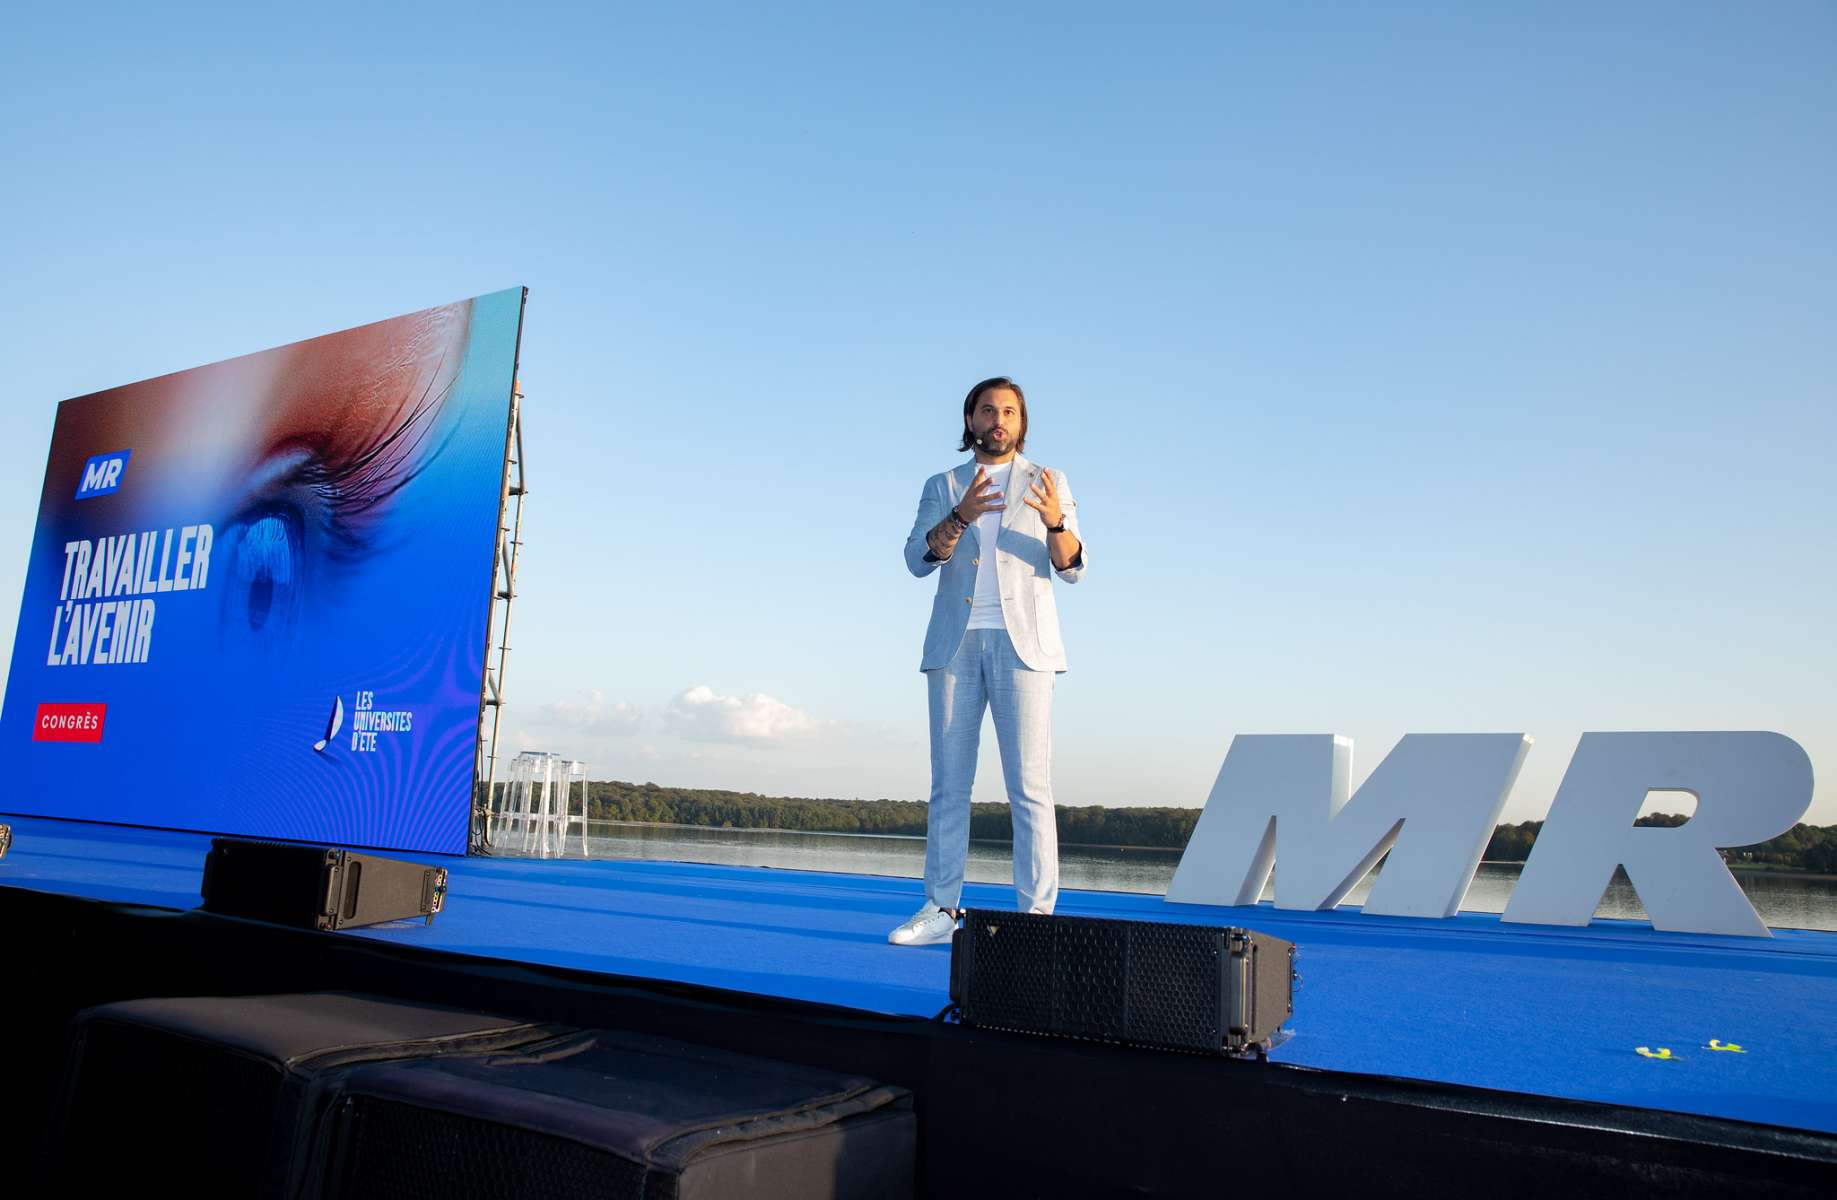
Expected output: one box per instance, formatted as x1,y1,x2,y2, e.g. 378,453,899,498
904,454,1087,673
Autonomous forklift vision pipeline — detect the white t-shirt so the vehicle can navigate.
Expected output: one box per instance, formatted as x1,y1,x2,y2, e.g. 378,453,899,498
965,460,1013,631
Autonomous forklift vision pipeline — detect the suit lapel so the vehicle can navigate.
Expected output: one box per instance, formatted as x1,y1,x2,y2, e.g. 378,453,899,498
951,460,982,555
1001,454,1037,534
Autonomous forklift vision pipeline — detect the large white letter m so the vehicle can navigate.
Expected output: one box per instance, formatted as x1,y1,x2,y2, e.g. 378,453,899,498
1166,734,1532,919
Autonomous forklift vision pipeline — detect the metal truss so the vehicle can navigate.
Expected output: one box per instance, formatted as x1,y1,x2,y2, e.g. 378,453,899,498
472,381,526,852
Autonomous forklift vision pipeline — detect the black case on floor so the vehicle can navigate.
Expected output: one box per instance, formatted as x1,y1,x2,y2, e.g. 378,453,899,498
200,837,448,930
39,993,566,1197
313,1028,917,1200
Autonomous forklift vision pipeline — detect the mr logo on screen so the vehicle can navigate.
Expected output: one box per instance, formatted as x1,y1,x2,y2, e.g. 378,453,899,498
75,450,132,500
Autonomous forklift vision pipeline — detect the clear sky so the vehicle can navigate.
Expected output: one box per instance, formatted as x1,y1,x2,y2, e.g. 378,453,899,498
1,3,1831,824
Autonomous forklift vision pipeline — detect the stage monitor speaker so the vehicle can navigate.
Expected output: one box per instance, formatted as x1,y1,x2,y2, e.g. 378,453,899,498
200,838,448,930
316,1029,916,1200
0,822,11,859
949,909,1295,1056
39,994,563,1196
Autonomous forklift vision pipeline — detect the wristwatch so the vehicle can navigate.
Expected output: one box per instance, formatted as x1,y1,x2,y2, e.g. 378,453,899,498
1045,520,1067,534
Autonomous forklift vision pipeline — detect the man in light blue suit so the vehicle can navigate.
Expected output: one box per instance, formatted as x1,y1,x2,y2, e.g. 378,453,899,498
890,377,1087,946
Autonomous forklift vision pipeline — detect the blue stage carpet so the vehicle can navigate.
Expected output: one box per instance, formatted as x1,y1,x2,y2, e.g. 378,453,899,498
5,815,1834,1137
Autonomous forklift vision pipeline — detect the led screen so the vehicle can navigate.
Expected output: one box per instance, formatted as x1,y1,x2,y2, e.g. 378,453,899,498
0,288,524,854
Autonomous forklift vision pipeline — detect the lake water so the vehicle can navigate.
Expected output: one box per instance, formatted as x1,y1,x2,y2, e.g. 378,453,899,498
539,821,1837,932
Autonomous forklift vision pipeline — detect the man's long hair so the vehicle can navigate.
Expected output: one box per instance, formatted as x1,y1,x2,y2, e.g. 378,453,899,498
958,376,1029,453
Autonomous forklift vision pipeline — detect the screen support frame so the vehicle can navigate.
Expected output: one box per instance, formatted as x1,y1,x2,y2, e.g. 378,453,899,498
471,380,526,853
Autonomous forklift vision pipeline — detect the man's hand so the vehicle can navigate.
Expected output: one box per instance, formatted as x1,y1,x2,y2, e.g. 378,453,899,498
1026,468,1082,571
958,467,1005,524
1023,468,1063,528
925,467,1010,561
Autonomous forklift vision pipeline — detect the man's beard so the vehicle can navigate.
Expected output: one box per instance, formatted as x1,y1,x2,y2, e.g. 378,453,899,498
974,428,1015,455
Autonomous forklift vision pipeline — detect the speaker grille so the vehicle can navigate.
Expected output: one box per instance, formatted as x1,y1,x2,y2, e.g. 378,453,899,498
1126,920,1224,1048
1050,914,1129,1041
954,911,1289,1054
338,1096,648,1200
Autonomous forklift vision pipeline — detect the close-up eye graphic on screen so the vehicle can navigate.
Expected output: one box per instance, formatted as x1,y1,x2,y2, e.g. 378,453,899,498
212,310,469,657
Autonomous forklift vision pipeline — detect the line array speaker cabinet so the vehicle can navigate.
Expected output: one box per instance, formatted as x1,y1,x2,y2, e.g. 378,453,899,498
949,909,1296,1055
200,837,448,930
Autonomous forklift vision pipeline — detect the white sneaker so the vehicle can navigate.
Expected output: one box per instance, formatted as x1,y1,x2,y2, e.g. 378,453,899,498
888,904,957,947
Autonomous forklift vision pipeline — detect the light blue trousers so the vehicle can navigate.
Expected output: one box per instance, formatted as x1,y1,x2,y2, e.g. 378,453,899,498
924,628,1059,914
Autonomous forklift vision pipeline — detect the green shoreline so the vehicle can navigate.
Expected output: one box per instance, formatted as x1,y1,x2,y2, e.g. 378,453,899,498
549,780,1837,873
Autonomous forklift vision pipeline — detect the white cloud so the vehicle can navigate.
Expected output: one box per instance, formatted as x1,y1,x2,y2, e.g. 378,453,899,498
538,689,644,736
664,685,825,743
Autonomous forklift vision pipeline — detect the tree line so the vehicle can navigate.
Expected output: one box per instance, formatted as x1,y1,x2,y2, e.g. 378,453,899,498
571,780,1837,872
